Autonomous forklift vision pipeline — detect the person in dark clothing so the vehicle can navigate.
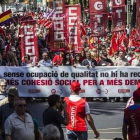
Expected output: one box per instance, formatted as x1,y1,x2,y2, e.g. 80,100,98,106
43,95,68,140
0,53,6,66
98,51,114,66
82,51,97,68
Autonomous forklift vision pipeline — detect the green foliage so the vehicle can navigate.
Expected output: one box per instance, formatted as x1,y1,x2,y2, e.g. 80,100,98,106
0,0,7,5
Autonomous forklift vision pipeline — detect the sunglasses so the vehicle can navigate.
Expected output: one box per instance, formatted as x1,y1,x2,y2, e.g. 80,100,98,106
18,104,26,107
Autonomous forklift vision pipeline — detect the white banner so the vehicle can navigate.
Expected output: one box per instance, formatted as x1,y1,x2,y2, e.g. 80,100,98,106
0,66,139,97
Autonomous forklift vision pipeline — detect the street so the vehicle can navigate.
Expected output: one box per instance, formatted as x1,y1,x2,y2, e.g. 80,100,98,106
27,100,126,140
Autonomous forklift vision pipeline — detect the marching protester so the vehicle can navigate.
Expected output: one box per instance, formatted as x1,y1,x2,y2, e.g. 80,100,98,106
52,50,64,66
122,89,140,140
0,86,19,140
64,81,100,140
4,98,35,140
42,124,60,140
82,51,97,68
0,53,6,66
43,94,68,140
38,52,53,67
0,79,7,101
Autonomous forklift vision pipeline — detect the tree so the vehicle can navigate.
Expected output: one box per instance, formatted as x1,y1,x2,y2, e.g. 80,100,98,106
0,0,7,5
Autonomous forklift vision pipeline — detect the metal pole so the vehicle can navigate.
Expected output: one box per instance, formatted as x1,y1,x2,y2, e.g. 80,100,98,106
98,36,100,60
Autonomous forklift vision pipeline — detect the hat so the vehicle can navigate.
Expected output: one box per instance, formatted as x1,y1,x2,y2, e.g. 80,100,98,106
59,48,65,52
71,82,81,92
8,86,19,96
102,51,108,56
133,90,140,101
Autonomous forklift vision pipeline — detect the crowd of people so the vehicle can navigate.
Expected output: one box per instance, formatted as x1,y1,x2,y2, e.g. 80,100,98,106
0,19,140,68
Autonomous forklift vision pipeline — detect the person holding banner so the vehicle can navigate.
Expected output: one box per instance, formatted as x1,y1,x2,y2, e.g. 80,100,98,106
64,81,99,140
38,52,52,67
131,49,140,66
82,51,97,68
52,49,64,66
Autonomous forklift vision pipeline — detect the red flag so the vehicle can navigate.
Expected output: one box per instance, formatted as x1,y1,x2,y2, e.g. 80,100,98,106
80,21,87,36
5,43,11,55
38,17,45,25
0,27,6,38
127,29,137,47
109,33,118,56
119,33,126,52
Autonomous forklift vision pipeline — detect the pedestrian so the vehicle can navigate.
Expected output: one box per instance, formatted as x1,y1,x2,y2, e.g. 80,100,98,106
122,89,140,140
4,98,35,140
0,86,19,140
64,81,100,140
42,124,60,140
43,94,68,140
0,79,7,101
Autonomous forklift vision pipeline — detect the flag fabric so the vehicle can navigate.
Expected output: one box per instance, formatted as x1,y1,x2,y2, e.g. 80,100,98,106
109,33,118,56
0,27,6,38
127,29,137,48
80,21,87,36
0,10,13,26
38,17,45,25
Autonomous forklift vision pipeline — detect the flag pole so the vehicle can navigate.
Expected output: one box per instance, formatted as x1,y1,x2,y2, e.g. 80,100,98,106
98,35,100,60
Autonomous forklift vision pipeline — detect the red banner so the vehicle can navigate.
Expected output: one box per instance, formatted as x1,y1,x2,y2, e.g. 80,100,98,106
49,1,66,51
20,20,39,63
137,0,140,16
89,0,107,14
112,6,126,32
90,13,107,36
112,0,125,7
65,5,82,51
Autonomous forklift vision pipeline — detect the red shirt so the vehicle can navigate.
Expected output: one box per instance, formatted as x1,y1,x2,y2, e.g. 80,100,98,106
52,55,63,66
64,97,87,131
124,106,140,140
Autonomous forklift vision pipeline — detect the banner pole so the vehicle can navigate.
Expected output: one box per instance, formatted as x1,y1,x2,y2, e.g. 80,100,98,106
98,36,100,60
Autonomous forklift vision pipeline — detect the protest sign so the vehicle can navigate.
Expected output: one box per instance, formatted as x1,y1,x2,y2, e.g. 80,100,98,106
1,66,139,97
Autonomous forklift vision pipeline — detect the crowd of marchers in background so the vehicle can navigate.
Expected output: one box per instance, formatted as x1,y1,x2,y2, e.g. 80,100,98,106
0,22,140,67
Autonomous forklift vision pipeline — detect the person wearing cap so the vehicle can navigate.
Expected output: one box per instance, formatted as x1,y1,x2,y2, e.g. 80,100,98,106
131,49,140,66
114,50,129,66
0,86,19,140
122,89,140,140
64,82,99,140
82,51,97,68
52,49,64,66
98,51,113,66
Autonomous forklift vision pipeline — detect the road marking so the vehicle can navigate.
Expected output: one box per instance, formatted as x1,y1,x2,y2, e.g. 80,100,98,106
97,127,122,131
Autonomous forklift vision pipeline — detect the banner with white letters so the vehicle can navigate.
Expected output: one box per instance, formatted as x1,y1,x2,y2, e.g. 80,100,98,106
20,20,39,63
0,66,140,97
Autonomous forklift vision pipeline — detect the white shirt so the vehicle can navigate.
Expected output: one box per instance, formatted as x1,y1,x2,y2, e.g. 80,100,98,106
69,95,90,114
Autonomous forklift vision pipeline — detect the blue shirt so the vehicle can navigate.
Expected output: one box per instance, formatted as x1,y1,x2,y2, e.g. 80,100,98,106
38,59,52,66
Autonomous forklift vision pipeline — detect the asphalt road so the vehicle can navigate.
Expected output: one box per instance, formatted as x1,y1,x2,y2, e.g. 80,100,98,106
27,100,126,140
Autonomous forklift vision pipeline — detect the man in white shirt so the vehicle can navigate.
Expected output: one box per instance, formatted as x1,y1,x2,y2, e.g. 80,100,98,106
131,49,140,66
38,52,53,67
